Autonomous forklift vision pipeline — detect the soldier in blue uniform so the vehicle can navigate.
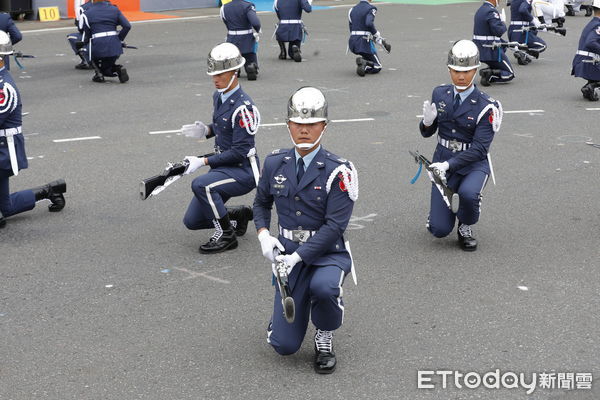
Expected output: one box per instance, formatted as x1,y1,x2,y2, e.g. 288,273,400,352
67,0,93,70
571,0,600,100
274,0,312,62
474,0,516,86
348,0,390,76
254,87,358,374
0,12,22,71
0,32,66,229
508,0,547,64
181,43,260,254
419,40,503,251
80,0,131,83
220,0,261,80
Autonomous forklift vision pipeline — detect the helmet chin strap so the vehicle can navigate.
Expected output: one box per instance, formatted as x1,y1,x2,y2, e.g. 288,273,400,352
217,72,237,93
454,69,478,90
288,124,327,150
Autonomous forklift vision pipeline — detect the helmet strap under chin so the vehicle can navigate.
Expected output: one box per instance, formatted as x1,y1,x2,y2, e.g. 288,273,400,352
217,73,237,93
454,70,478,90
288,124,328,150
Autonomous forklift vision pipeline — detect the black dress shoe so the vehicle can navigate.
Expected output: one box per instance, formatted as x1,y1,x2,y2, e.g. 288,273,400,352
314,329,336,374
115,65,129,83
246,63,258,81
457,224,477,251
291,45,302,62
92,74,105,83
227,205,253,236
75,62,93,70
278,41,287,60
199,216,238,254
32,179,67,212
479,68,492,86
356,57,366,77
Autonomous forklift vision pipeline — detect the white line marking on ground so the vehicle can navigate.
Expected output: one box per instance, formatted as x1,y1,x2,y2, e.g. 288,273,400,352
174,266,234,284
53,136,102,143
585,108,600,111
149,118,374,134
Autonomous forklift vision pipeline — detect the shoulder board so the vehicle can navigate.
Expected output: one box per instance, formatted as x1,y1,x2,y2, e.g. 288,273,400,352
325,152,351,165
244,100,251,106
268,148,290,156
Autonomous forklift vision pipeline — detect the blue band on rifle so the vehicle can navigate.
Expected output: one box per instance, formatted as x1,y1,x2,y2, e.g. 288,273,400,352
410,161,423,184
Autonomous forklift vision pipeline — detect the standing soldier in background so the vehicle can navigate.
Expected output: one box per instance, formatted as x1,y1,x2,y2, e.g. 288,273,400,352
0,32,67,229
348,0,390,76
473,0,515,86
80,0,131,83
67,0,93,70
221,0,262,80
572,0,600,100
274,0,312,62
419,40,502,251
0,11,22,71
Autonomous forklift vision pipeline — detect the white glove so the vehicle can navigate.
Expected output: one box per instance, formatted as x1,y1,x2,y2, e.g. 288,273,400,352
183,156,206,175
307,0,313,5
422,100,438,126
181,121,208,138
500,8,506,23
429,161,450,176
253,32,260,42
258,230,285,262
531,17,542,28
274,252,302,276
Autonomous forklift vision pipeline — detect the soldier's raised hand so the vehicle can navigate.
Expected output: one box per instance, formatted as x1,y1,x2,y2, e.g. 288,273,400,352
422,100,437,126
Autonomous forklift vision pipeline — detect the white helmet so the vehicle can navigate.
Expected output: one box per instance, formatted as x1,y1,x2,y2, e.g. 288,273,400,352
0,31,13,56
447,40,480,72
207,42,245,76
593,0,600,9
287,87,328,124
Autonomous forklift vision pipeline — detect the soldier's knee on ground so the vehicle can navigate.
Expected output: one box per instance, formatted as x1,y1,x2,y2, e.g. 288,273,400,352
428,222,454,238
271,336,303,356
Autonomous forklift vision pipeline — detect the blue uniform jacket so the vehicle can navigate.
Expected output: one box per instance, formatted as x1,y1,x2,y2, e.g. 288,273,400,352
0,13,22,46
274,0,312,42
474,1,508,62
572,17,600,81
0,67,27,173
206,87,259,186
253,147,355,279
348,0,378,55
221,0,261,54
81,1,131,59
419,84,499,176
508,0,539,43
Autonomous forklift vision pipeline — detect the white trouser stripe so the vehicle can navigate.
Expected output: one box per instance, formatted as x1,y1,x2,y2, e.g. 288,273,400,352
337,270,345,324
205,178,236,219
478,174,489,215
503,59,514,75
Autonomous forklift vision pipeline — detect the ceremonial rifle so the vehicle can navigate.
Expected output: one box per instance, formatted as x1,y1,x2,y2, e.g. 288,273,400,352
409,150,460,213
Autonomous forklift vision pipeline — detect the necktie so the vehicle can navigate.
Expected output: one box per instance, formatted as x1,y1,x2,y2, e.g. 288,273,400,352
297,158,305,183
453,93,461,112
217,96,223,108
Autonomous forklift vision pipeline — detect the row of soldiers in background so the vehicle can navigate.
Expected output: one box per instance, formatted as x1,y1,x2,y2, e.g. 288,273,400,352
474,0,600,101
219,0,390,79
0,32,67,229
67,0,131,83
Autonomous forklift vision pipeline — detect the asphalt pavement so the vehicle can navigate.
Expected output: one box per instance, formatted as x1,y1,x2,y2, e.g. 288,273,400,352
1,2,599,399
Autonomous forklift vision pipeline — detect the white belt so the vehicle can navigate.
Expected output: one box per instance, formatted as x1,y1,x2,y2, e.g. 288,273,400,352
92,31,118,39
247,148,259,187
279,225,317,243
473,35,501,41
351,30,370,35
279,19,302,24
510,21,529,25
577,50,599,58
228,29,253,35
438,137,471,152
1,126,22,176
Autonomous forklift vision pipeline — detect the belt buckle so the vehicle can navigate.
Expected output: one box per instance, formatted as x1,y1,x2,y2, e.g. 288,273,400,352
449,139,461,153
292,230,310,243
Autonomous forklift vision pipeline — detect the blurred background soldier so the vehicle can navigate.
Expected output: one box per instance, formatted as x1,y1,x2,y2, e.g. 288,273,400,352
274,0,312,62
348,0,387,76
182,43,259,254
254,87,358,374
0,32,66,229
509,0,547,64
67,0,93,70
80,0,131,83
419,40,502,251
0,11,22,71
474,0,515,86
571,0,600,100
532,0,566,26
565,0,594,16
220,0,261,80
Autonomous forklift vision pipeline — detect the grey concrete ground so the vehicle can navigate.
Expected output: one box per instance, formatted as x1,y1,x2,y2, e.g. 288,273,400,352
1,2,599,400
